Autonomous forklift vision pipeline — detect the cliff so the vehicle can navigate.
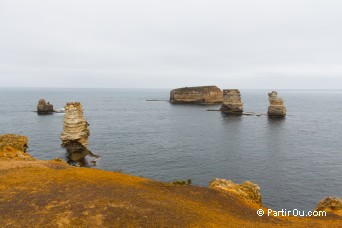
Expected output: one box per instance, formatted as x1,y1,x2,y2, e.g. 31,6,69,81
268,91,286,117
220,89,244,114
170,86,223,104
0,135,341,227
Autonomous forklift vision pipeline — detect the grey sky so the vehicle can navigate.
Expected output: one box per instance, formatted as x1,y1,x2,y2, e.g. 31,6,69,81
0,0,342,89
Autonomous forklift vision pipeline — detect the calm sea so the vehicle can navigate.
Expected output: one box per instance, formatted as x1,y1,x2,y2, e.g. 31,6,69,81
0,88,341,211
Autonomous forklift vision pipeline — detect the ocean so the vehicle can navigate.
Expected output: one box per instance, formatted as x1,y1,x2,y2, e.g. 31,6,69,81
0,88,341,212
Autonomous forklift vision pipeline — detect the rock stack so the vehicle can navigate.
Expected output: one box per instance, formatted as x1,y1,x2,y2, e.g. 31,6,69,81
37,99,54,114
60,102,98,166
220,89,243,115
267,91,286,117
170,86,223,104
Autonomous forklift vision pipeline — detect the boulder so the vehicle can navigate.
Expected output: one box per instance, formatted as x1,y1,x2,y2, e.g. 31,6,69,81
37,99,54,114
220,89,243,114
209,178,262,206
170,86,223,104
267,91,286,117
0,134,34,160
315,197,342,216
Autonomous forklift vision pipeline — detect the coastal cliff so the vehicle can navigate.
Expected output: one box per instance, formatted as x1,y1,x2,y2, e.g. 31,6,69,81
0,135,341,227
170,86,223,104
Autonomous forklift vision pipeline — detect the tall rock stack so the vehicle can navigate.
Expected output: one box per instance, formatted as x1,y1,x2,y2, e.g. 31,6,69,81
60,102,98,166
220,89,243,115
267,91,286,117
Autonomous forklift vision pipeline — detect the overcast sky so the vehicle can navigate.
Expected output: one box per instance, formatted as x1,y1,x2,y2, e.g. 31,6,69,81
0,0,342,89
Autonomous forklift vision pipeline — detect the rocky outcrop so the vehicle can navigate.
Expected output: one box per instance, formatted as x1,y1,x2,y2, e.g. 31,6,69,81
316,197,342,216
170,86,223,104
37,99,54,114
60,102,99,166
268,91,286,117
209,178,262,206
0,134,34,160
220,89,244,114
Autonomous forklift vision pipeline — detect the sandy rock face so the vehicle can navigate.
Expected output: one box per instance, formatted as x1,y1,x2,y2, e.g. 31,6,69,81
60,102,90,147
60,102,99,166
37,99,54,114
0,134,34,160
170,86,223,104
316,197,342,216
209,178,262,206
268,91,286,117
220,89,243,114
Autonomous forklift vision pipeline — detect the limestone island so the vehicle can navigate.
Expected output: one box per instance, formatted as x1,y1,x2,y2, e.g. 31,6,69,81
0,134,341,227
170,86,223,104
268,91,287,117
37,99,54,114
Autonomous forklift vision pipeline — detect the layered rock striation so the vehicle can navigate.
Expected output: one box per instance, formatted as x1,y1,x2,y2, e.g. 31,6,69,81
220,89,244,115
209,178,262,206
37,99,54,114
0,134,34,160
268,91,286,117
170,86,223,104
60,102,98,166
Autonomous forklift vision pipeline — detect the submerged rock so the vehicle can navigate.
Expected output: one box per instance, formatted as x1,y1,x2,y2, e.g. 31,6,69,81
170,86,223,104
316,197,342,216
37,99,54,114
60,102,99,166
209,178,262,206
268,91,286,117
220,89,244,115
0,134,34,160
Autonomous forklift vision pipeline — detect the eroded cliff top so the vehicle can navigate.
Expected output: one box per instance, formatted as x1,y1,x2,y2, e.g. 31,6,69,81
0,135,341,227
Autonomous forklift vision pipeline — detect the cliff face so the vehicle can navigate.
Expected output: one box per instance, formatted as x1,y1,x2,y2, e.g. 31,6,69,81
220,89,244,114
60,102,98,166
0,134,33,160
37,99,54,114
170,86,223,104
268,91,286,117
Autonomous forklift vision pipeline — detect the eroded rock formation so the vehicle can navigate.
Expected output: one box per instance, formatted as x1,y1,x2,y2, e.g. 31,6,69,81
268,91,286,117
209,178,262,206
60,102,99,166
37,99,54,114
170,86,223,104
220,89,244,114
0,134,34,160
316,197,342,216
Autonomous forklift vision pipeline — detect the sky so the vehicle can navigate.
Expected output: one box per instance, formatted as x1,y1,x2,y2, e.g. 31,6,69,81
0,0,342,89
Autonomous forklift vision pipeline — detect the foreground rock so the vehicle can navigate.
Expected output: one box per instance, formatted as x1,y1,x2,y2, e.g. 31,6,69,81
220,89,244,115
209,178,262,206
170,86,223,104
0,134,33,160
37,99,54,114
316,197,342,216
60,102,99,166
268,91,286,117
